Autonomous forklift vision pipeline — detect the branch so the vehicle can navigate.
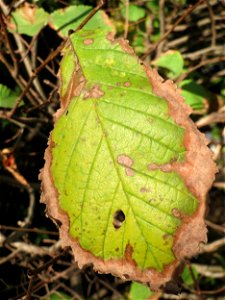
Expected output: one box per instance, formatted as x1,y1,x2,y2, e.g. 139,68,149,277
200,238,225,253
141,0,206,60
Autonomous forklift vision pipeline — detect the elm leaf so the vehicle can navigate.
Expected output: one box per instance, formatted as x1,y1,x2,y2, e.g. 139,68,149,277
180,79,209,114
8,3,49,36
0,84,22,109
121,4,146,22
50,5,108,37
40,23,216,290
129,282,155,299
152,50,184,78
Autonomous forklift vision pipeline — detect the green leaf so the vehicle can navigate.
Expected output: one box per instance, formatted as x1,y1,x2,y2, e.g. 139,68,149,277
45,291,70,300
53,27,197,270
0,84,22,109
121,4,146,22
146,1,160,14
181,265,198,286
8,3,49,36
50,5,108,37
180,79,209,114
129,282,154,300
41,24,216,289
152,50,184,78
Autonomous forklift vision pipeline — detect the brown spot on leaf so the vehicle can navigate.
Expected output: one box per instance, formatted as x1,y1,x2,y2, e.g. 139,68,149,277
117,154,134,176
117,154,133,167
83,85,104,99
172,208,182,219
107,31,114,41
124,243,135,266
148,164,172,172
125,168,134,176
140,187,150,193
124,81,131,87
83,39,94,45
163,234,171,245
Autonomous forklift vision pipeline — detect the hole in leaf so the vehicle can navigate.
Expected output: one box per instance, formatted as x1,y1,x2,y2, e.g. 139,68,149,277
113,209,125,229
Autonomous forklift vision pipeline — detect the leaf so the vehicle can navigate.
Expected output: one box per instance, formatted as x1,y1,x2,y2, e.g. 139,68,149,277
47,291,70,300
50,5,109,37
0,84,22,109
179,79,209,114
40,21,216,290
152,50,184,78
8,3,49,36
181,265,198,286
129,282,155,300
121,4,146,22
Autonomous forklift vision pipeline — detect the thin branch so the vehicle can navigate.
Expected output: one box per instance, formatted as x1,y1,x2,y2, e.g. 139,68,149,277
196,111,225,128
206,220,225,234
0,6,18,76
0,225,58,236
205,0,216,47
200,237,225,253
183,45,224,59
177,55,225,83
192,263,225,279
13,33,46,104
8,0,105,116
156,0,166,57
124,0,129,39
141,0,206,60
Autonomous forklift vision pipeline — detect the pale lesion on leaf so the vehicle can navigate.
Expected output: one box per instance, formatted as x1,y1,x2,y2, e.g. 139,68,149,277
117,154,135,177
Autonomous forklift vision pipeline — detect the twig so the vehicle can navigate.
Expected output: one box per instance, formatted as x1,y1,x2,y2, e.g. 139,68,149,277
124,0,129,39
192,263,225,279
27,247,69,276
200,237,225,253
0,6,18,77
183,45,224,59
141,0,206,60
205,0,216,47
0,225,58,235
196,111,225,128
162,293,224,299
187,263,203,300
19,265,77,300
0,2,46,104
13,33,46,104
25,276,34,300
206,220,225,234
8,0,105,117
0,248,20,265
201,285,225,295
177,55,225,83
213,182,225,189
156,0,166,57
0,231,62,256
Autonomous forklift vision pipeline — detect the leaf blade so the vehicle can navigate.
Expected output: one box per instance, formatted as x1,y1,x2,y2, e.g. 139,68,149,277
41,25,216,290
